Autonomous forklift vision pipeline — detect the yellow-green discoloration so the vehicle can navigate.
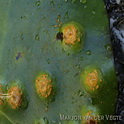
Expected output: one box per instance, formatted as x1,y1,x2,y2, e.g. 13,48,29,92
80,66,103,94
84,111,98,124
81,105,100,124
59,21,84,53
86,70,99,91
61,21,83,45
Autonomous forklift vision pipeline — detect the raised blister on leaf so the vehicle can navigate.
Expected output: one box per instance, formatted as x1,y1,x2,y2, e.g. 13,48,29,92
80,66,103,95
81,105,100,124
7,81,28,109
59,21,84,54
35,72,55,99
7,86,22,109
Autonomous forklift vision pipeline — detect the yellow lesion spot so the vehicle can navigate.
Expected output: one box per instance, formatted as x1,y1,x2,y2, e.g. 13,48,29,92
0,85,4,105
86,70,100,91
35,74,53,98
63,25,80,45
86,111,93,116
8,86,22,109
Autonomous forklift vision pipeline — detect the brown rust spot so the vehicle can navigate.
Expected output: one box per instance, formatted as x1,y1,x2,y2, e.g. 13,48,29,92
35,74,52,98
86,70,99,91
63,25,80,45
85,111,98,124
86,119,98,124
8,86,22,109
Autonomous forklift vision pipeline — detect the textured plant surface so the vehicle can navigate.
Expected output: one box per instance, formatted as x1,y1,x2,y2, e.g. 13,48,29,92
0,0,118,124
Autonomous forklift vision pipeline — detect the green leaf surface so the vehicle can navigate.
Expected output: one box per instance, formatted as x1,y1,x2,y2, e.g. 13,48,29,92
0,0,118,124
